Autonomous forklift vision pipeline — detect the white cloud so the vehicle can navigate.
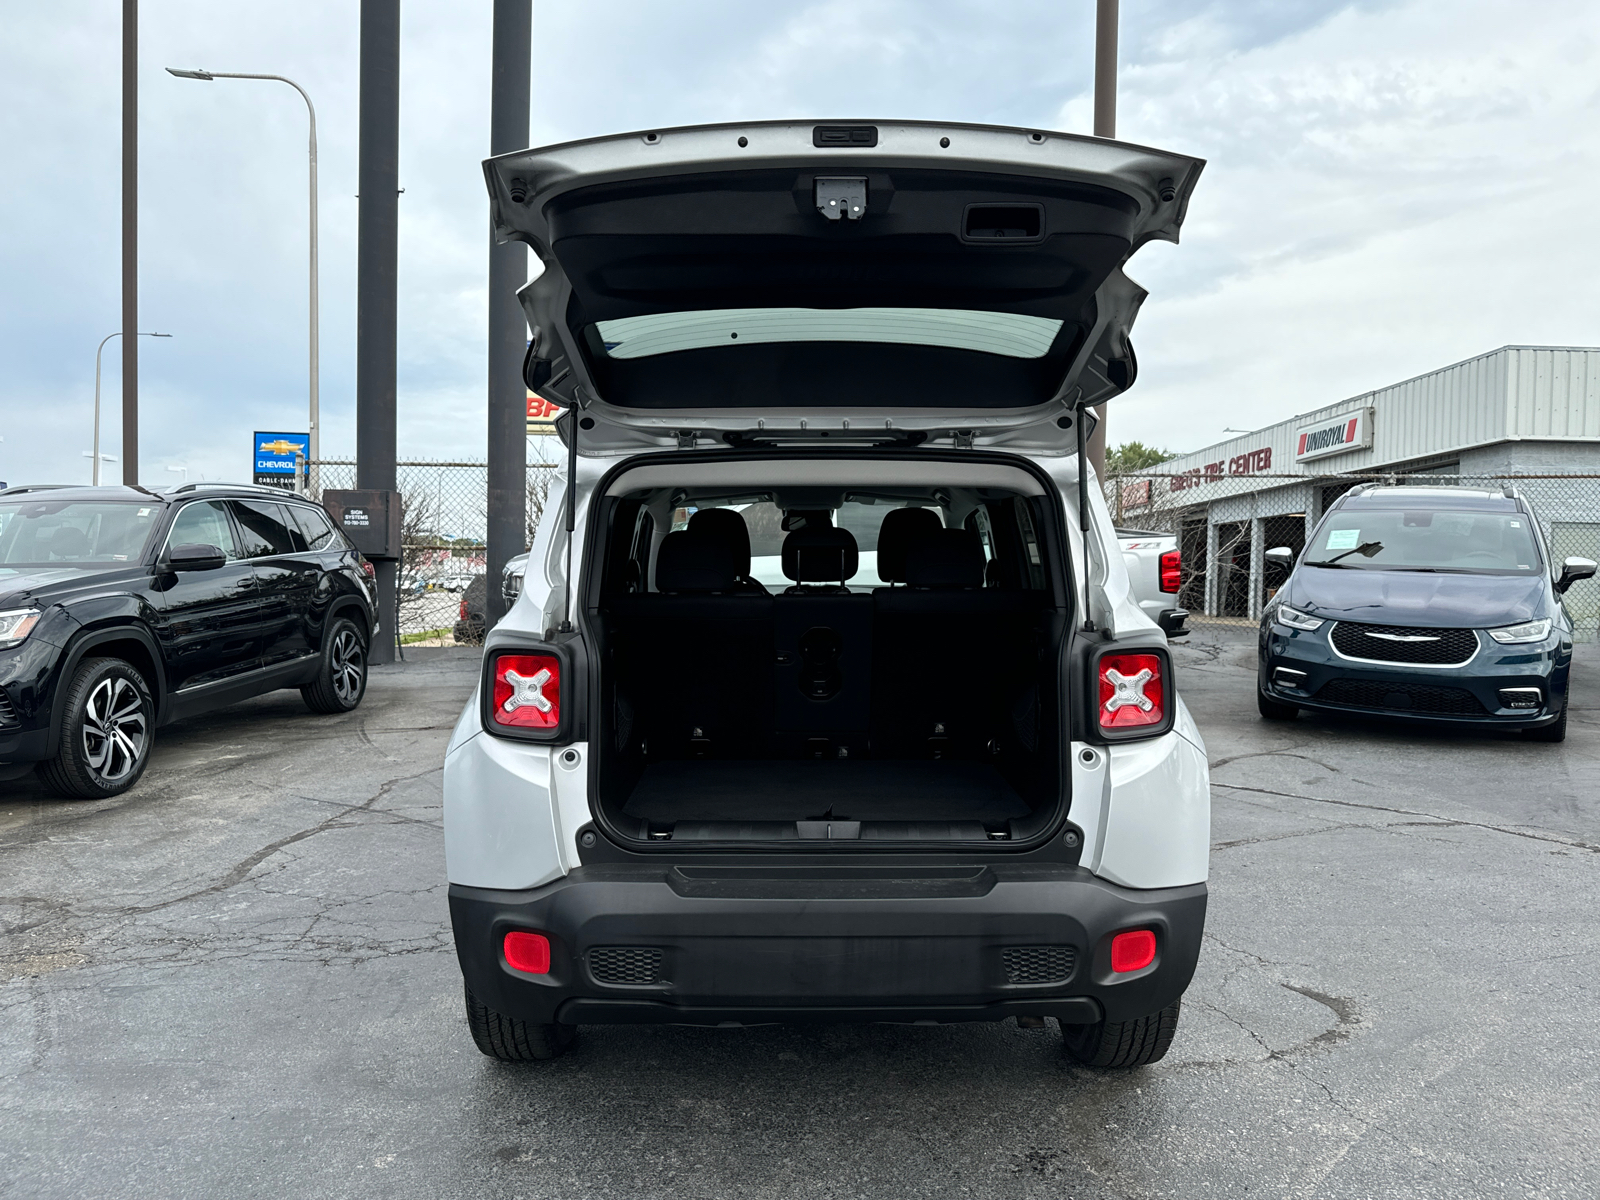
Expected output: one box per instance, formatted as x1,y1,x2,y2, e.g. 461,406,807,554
1,0,1596,486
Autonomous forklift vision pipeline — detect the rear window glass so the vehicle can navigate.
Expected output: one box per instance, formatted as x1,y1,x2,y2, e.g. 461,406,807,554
593,308,1064,360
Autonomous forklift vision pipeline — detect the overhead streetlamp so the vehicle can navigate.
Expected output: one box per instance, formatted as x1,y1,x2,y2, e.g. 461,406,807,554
94,331,170,485
165,464,189,483
166,66,320,491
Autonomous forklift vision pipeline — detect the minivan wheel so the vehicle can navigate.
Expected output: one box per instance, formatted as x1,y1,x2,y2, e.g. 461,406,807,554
38,657,155,799
1062,998,1182,1068
1523,687,1568,743
1257,689,1299,721
464,986,577,1062
301,618,368,714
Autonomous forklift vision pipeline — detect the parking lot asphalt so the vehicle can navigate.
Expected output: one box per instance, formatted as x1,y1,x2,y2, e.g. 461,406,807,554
3,631,1598,1200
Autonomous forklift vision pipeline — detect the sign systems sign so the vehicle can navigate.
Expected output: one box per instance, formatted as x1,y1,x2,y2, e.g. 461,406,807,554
253,432,310,490
1295,407,1373,463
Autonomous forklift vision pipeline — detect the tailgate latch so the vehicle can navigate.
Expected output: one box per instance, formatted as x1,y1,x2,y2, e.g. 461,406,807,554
815,177,867,221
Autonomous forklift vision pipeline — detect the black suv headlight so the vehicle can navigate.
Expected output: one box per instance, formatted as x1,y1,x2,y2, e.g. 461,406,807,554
0,609,41,649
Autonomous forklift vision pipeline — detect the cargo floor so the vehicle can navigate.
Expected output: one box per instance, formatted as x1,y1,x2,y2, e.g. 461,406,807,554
620,760,1031,824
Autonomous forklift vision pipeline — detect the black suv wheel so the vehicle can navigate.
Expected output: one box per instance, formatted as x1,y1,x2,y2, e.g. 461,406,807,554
464,987,577,1062
302,617,368,714
38,657,155,799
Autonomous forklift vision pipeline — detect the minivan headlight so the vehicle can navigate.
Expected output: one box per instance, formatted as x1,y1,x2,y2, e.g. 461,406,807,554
1488,618,1552,644
0,608,41,649
1276,605,1324,631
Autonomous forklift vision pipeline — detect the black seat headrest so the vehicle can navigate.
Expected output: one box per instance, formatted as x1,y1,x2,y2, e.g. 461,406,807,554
48,525,90,559
782,525,858,584
904,528,985,590
687,507,752,575
875,507,943,582
655,531,737,593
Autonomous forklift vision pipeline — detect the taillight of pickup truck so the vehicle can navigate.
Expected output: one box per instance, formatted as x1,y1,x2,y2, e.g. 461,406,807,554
1159,549,1181,594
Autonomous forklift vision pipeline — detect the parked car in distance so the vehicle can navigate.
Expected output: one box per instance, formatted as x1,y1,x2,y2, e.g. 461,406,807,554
1117,528,1188,639
1258,483,1595,741
444,119,1211,1070
454,575,488,646
0,483,379,797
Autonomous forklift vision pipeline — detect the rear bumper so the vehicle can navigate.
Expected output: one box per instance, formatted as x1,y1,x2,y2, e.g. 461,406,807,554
450,866,1207,1028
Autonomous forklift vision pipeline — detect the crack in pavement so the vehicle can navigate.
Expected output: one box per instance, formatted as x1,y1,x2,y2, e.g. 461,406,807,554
115,765,443,917
1212,781,1600,854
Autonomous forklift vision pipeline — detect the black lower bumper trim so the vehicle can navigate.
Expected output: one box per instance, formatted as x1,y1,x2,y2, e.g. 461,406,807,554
557,997,1104,1026
450,866,1207,1029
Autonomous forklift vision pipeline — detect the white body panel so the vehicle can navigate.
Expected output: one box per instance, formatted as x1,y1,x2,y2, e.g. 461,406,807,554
1118,531,1180,625
444,448,1210,892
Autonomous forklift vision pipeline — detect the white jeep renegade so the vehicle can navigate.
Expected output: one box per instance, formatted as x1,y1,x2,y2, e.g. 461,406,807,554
444,120,1210,1068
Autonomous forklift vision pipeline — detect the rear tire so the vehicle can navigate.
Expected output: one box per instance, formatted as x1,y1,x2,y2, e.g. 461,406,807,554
464,986,576,1062
38,657,155,799
1258,689,1299,720
1063,998,1182,1068
1523,687,1568,743
301,617,368,714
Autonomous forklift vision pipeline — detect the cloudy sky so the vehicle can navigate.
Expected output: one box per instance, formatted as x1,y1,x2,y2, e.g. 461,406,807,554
3,0,1598,486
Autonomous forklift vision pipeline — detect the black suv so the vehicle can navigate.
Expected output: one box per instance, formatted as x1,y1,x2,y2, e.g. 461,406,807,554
0,483,379,797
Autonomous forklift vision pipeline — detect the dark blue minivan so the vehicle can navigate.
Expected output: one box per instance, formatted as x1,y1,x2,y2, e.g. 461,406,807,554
1257,485,1596,742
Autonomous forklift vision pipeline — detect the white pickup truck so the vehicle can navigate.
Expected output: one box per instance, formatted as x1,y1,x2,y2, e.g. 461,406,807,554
1117,528,1188,639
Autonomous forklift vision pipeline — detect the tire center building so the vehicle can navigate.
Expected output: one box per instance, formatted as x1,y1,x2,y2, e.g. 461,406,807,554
1114,345,1600,632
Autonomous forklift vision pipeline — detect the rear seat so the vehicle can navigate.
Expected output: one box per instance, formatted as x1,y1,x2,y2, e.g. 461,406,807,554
873,528,1042,757
772,518,872,755
608,531,772,757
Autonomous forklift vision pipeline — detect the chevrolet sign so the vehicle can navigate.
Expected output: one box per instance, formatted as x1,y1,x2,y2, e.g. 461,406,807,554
1294,407,1373,463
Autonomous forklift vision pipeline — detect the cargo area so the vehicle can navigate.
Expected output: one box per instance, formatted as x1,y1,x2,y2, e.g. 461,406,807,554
586,460,1071,845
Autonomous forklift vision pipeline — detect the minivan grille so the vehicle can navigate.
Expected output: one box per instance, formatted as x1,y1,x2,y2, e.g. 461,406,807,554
1316,678,1486,716
1002,946,1076,985
1330,622,1478,665
589,947,663,985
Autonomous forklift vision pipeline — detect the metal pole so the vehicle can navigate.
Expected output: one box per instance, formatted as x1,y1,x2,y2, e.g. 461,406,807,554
357,0,401,664
93,333,117,486
163,69,319,493
122,0,138,486
486,0,532,626
1087,0,1118,480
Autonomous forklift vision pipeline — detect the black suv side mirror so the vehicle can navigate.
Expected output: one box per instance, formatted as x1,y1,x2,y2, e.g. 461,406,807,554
168,543,226,572
1557,556,1597,594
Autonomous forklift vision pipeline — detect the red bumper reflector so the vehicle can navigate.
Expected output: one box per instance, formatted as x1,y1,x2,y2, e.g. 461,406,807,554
491,653,561,729
1098,652,1165,729
1110,929,1157,973
1159,549,1181,594
503,931,551,974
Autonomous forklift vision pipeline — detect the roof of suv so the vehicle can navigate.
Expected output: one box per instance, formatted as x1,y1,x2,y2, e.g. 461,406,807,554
1339,485,1518,510
0,483,308,504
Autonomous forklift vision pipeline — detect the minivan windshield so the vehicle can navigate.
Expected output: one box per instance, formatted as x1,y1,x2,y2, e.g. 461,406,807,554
0,500,163,569
1305,508,1543,574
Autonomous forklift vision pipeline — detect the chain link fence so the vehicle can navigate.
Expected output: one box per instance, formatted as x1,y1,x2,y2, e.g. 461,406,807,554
1105,470,1600,640
303,460,554,642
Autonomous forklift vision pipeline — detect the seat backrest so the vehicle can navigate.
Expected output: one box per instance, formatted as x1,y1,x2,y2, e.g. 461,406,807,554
904,528,985,590
656,530,737,593
688,507,766,593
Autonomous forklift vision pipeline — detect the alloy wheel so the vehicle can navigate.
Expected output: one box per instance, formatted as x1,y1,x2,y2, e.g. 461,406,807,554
331,629,365,704
81,676,149,782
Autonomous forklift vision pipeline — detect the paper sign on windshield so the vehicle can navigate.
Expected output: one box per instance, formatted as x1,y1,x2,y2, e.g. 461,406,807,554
1326,529,1359,550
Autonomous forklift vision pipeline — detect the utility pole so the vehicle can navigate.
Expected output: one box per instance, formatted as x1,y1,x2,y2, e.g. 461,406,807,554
1087,0,1118,480
122,0,139,485
486,0,532,626
357,0,401,663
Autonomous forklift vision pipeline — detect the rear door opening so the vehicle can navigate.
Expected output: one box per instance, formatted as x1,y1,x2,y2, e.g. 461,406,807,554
583,452,1073,849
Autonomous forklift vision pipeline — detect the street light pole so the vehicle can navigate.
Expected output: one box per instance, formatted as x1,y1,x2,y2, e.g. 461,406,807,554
166,67,319,489
1087,0,1119,479
94,331,170,485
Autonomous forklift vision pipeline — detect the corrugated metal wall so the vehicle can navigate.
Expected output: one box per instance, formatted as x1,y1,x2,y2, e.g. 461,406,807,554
1157,346,1600,477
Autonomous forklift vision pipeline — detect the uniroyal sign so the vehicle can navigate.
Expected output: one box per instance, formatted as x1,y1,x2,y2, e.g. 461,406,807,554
1295,407,1374,463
